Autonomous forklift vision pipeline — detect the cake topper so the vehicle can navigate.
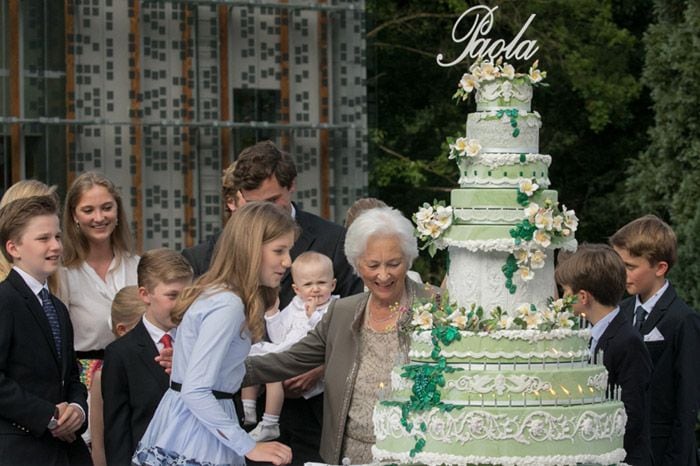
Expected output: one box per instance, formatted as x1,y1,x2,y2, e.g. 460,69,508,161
437,5,539,67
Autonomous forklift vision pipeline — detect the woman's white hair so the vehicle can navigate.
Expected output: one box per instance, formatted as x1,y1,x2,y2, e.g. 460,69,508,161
344,206,418,273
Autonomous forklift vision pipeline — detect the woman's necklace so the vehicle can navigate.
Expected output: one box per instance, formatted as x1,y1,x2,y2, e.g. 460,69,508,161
367,297,403,332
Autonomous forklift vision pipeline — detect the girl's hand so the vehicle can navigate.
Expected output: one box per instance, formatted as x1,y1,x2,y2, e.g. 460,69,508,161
245,441,292,465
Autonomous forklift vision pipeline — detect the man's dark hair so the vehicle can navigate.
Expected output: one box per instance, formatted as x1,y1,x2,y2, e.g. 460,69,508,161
233,141,297,191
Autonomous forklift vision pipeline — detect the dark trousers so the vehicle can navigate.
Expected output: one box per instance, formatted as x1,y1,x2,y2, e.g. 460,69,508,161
279,394,324,466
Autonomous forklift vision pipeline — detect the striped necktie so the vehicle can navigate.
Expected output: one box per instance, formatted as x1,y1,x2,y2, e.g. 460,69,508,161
39,288,62,357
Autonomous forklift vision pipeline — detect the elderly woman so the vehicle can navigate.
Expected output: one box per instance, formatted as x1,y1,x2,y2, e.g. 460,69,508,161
244,206,437,464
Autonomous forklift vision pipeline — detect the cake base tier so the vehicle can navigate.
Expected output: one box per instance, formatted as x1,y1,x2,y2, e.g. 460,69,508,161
373,403,626,466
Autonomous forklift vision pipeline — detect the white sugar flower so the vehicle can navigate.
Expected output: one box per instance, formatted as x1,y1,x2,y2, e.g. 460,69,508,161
529,249,546,269
481,62,500,81
459,73,479,94
415,204,434,224
516,303,532,317
533,230,551,248
514,248,530,265
519,179,539,197
523,311,542,329
557,312,574,328
425,221,443,239
411,310,434,330
549,298,565,313
541,308,555,322
535,209,554,231
497,314,515,330
448,310,467,329
501,63,515,80
518,266,535,281
524,203,540,220
528,60,546,84
434,205,453,229
469,63,482,80
464,139,481,157
552,215,564,231
563,206,579,231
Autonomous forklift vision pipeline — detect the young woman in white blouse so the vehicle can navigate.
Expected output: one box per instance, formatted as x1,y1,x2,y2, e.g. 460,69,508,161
59,172,139,383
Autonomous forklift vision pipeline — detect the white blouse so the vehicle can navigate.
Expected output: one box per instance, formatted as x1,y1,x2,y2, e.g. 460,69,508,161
58,253,139,352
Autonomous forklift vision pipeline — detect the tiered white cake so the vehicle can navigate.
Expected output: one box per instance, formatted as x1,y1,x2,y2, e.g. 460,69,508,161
372,62,626,466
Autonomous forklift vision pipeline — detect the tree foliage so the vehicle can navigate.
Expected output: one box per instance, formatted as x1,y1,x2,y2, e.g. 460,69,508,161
367,0,653,284
625,0,700,308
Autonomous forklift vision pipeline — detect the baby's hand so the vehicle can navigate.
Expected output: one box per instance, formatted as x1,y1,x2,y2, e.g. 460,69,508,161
304,297,317,317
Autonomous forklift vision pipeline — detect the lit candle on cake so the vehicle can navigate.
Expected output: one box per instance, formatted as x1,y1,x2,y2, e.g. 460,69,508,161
549,387,557,406
577,384,584,403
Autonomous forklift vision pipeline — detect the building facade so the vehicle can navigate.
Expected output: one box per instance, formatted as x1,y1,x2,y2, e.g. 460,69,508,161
0,0,368,251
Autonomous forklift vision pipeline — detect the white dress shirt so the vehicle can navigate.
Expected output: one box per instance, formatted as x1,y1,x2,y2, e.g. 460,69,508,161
58,253,139,352
142,315,176,352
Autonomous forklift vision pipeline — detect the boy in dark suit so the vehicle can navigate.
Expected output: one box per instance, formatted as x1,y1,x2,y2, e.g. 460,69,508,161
0,195,91,466
611,215,700,466
556,243,653,466
102,248,193,466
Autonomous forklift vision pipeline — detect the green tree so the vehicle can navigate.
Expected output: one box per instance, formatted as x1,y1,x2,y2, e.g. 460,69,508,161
625,0,700,308
367,0,653,284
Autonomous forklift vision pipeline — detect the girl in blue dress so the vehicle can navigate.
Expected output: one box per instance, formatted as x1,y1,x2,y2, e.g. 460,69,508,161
133,202,296,466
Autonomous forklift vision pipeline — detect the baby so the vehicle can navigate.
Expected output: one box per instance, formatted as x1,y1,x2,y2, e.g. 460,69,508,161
242,251,338,441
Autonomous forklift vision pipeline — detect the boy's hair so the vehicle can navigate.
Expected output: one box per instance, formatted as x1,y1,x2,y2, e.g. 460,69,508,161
291,251,334,283
344,197,388,227
221,161,239,215
555,244,626,307
233,141,297,191
0,179,59,209
137,248,194,292
111,285,146,336
609,214,677,271
0,195,59,263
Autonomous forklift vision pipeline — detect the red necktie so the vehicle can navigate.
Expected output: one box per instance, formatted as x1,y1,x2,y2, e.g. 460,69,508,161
160,333,173,349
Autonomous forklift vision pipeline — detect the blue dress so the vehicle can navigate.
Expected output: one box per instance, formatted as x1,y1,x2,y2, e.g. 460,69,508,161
133,289,256,466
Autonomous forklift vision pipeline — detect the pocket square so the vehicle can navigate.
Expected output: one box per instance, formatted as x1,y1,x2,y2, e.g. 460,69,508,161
644,327,664,342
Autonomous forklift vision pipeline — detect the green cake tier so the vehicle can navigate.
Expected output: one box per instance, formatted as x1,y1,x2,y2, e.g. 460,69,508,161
475,77,533,112
409,329,590,363
390,363,608,406
452,188,558,210
457,154,550,188
467,111,541,154
373,402,626,466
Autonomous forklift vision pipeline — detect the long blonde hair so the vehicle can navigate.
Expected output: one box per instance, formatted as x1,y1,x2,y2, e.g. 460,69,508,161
171,202,298,342
0,181,60,291
62,172,133,267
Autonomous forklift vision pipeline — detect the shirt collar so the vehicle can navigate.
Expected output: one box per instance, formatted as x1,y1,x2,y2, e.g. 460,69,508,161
290,202,296,220
590,306,620,350
12,266,48,298
142,315,174,347
634,280,669,313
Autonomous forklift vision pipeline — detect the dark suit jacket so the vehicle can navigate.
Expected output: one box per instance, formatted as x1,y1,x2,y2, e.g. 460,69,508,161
182,204,363,308
595,310,654,466
621,283,700,466
102,320,170,466
0,269,90,466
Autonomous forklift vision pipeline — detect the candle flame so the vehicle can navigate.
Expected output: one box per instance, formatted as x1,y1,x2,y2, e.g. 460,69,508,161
560,385,570,396
588,387,595,393
549,388,556,396
533,390,539,396
577,384,583,394
379,382,384,389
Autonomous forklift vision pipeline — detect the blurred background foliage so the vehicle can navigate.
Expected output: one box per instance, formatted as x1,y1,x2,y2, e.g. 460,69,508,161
366,0,700,311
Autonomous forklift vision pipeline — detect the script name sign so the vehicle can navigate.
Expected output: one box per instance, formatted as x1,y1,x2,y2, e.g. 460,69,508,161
437,5,539,67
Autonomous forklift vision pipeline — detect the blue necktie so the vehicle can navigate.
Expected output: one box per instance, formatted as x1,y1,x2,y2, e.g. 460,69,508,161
634,305,647,332
39,288,62,357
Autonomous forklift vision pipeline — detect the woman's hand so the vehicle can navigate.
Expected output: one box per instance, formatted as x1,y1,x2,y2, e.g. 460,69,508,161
245,441,292,465
283,365,324,398
155,347,173,375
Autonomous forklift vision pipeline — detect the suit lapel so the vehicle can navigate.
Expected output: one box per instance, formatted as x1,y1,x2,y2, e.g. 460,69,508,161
133,321,170,390
596,312,624,360
640,285,676,335
8,270,62,369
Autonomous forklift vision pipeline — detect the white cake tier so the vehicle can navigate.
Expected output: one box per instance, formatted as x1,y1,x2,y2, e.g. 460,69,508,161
475,77,533,111
467,111,541,153
458,153,551,188
446,247,555,312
